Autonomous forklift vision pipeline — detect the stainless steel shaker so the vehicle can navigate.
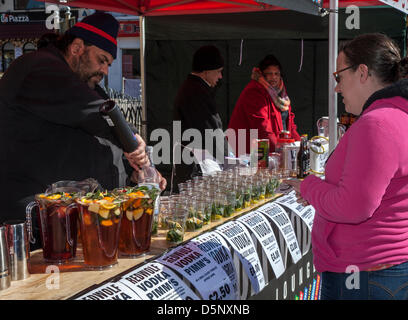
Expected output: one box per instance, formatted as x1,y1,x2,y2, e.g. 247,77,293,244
4,220,30,281
0,225,11,290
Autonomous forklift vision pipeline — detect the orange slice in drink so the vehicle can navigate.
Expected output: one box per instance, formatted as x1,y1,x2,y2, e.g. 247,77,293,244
47,194,61,200
38,194,46,199
133,208,144,221
128,191,145,198
145,208,153,215
103,196,114,202
83,213,92,226
101,220,113,227
122,200,131,212
100,202,116,210
132,198,142,208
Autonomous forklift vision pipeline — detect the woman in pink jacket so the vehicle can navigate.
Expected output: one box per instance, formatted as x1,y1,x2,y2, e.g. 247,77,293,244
287,33,408,300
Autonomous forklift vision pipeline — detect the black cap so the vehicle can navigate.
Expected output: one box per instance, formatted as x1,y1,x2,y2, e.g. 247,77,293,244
192,45,224,72
66,12,119,59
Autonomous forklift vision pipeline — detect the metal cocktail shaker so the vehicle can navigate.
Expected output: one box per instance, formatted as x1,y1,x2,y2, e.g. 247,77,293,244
0,225,11,290
4,220,30,281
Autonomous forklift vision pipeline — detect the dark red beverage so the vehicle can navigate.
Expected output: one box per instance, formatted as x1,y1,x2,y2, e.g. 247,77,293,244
35,194,78,263
119,206,153,256
77,195,123,269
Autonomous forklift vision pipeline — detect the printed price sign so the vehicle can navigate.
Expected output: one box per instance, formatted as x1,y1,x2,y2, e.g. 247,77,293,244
191,231,238,299
157,241,234,300
119,262,199,300
258,202,302,264
237,211,285,278
215,221,265,294
275,191,315,231
75,281,141,300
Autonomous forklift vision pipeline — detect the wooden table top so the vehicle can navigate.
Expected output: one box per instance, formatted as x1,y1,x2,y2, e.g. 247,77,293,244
0,195,280,300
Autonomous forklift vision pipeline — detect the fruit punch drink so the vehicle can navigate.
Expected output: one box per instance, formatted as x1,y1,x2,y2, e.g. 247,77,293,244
114,186,159,256
76,191,124,268
28,192,79,263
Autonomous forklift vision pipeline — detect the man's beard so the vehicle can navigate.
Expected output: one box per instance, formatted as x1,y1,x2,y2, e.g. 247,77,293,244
76,51,103,89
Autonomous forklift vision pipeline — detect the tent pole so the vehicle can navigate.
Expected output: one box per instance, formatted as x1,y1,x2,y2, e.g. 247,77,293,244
328,0,338,154
139,15,147,141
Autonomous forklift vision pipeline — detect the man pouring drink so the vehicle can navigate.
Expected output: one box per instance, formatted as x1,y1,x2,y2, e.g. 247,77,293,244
0,12,166,243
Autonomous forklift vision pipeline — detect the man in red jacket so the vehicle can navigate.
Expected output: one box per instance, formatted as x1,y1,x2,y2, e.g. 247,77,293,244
228,54,300,155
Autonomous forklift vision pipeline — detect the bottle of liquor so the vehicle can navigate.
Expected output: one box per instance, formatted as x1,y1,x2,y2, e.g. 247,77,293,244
297,135,309,179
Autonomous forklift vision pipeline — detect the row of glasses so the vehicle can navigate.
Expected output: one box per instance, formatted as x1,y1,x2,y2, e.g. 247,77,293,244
159,167,281,245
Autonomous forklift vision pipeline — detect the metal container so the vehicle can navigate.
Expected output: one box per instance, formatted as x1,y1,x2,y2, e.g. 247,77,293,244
0,226,11,290
4,220,30,281
281,143,299,177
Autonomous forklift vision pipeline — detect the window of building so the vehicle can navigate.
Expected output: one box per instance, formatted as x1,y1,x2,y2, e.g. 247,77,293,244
14,0,45,10
122,49,140,79
2,42,15,72
23,42,36,54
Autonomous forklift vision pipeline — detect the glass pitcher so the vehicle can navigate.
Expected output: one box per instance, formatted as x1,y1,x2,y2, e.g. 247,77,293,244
26,191,79,263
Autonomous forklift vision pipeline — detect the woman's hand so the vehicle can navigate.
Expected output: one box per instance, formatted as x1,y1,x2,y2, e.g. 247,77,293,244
283,179,309,206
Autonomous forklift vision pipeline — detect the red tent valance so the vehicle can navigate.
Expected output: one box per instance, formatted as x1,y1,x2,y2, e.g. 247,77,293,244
38,0,385,16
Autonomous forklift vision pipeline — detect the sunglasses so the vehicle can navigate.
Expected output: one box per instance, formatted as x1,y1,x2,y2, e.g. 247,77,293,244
333,65,356,83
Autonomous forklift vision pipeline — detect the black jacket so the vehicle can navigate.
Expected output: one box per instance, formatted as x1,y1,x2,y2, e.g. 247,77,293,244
0,45,131,221
173,74,228,185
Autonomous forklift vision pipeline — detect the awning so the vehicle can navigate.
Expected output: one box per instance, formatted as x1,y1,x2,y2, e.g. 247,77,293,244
0,23,49,40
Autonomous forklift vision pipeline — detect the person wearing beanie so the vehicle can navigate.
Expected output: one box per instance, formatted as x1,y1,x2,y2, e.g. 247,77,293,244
0,12,165,249
173,45,230,188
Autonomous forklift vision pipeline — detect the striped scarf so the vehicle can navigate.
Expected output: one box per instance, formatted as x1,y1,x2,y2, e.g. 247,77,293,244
251,67,290,112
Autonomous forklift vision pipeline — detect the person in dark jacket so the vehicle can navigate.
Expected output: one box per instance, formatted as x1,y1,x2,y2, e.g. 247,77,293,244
173,45,229,187
0,12,165,228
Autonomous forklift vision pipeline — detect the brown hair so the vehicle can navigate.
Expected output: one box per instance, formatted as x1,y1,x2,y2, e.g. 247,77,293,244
340,33,408,84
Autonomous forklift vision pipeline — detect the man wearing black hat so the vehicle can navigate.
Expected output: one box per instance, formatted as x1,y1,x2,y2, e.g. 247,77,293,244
173,45,229,186
0,12,165,233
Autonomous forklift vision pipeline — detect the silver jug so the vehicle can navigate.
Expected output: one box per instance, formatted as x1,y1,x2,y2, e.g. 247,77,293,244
316,116,346,142
4,220,30,281
0,226,11,290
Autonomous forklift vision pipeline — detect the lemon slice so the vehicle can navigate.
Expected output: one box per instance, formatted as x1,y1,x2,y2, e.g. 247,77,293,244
133,208,144,220
88,203,100,214
126,210,133,221
100,202,116,210
99,209,110,219
47,194,61,200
